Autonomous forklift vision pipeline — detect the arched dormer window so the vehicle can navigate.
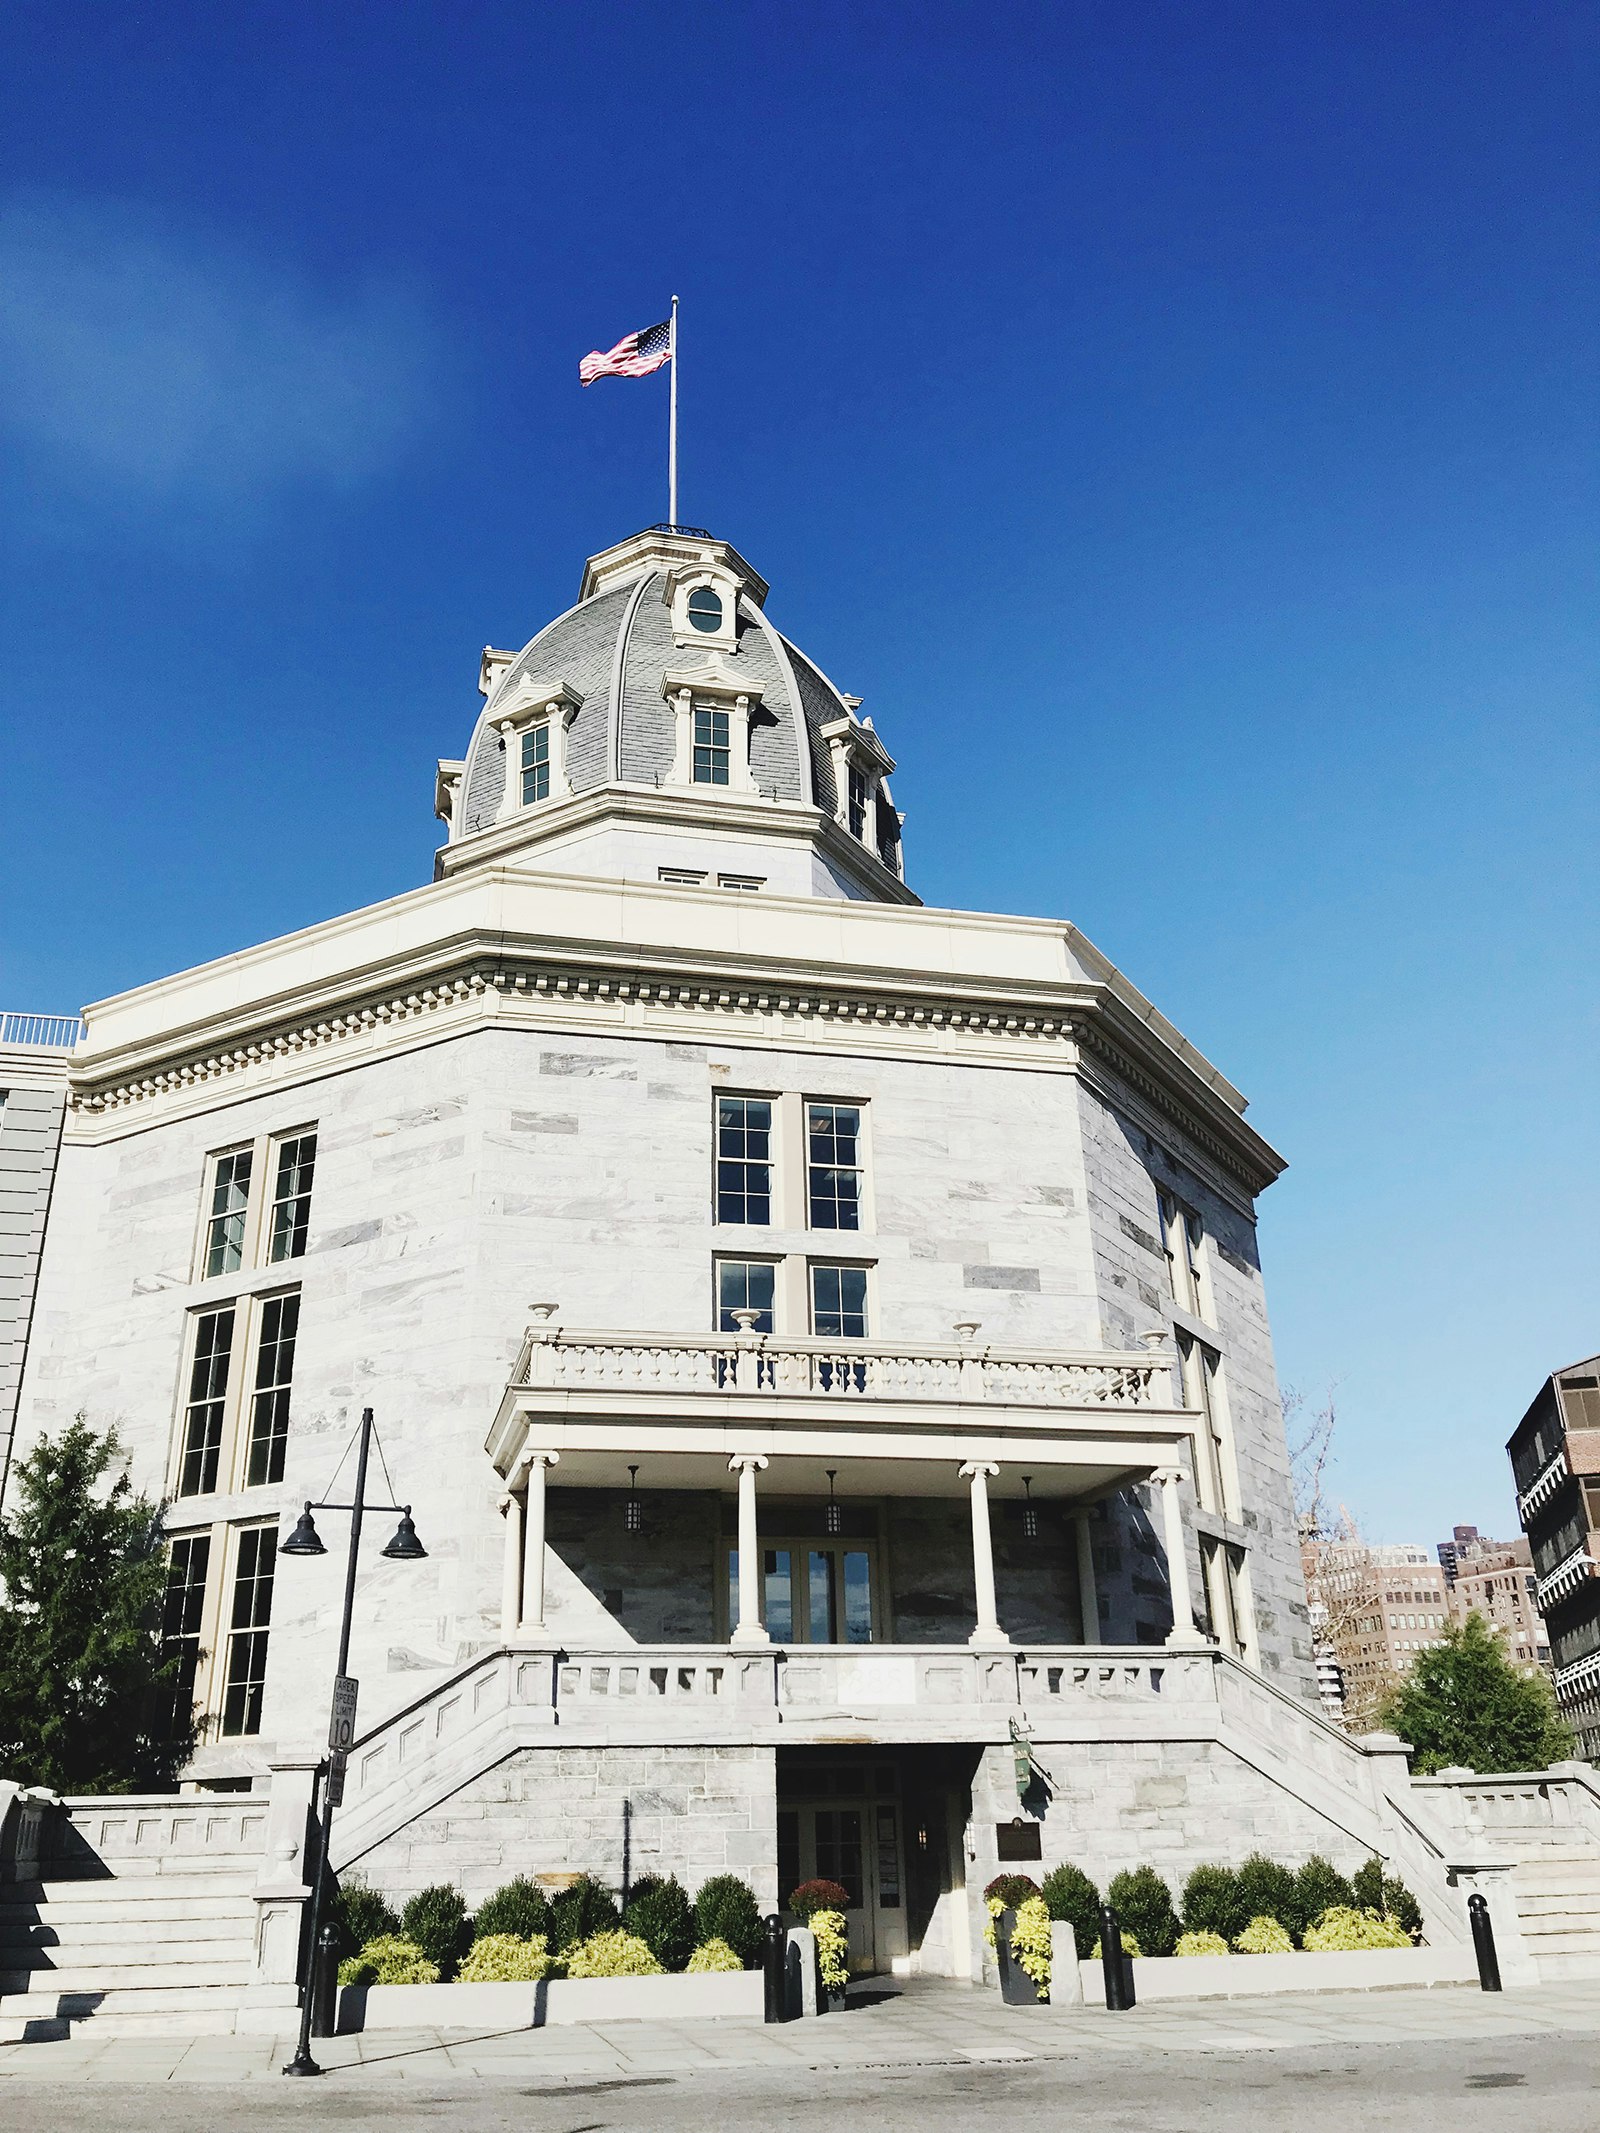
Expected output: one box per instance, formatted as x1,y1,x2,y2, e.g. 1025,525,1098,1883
687,585,724,634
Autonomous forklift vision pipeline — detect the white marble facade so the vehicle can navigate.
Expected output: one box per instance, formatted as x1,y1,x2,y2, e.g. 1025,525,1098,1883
10,527,1325,1973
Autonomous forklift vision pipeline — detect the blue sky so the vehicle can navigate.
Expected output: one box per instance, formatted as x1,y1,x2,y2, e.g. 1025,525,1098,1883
1,2,1595,1543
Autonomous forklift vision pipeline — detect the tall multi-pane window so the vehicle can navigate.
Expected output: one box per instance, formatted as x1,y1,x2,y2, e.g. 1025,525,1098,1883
807,1103,862,1230
716,1098,772,1224
848,767,869,839
267,1133,317,1263
693,705,730,785
179,1307,236,1496
717,1259,776,1332
203,1150,253,1277
811,1264,869,1339
220,1527,276,1737
159,1534,211,1739
520,721,550,805
1179,1330,1231,1515
1158,1190,1207,1318
246,1294,299,1487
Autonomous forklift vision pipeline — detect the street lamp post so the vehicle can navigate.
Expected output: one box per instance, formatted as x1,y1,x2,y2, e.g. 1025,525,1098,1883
280,1406,427,2079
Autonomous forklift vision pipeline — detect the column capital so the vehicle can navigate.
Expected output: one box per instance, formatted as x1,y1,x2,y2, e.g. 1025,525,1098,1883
526,1448,560,1471
1150,1464,1185,1491
728,1453,770,1475
959,1459,1000,1482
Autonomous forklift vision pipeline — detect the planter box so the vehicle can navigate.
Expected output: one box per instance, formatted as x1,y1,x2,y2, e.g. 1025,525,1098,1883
338,1968,764,2033
1076,1946,1476,2005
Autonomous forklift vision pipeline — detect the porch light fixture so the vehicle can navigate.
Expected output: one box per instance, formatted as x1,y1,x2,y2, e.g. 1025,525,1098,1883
1022,1475,1038,1541
625,1464,642,1534
825,1469,841,1536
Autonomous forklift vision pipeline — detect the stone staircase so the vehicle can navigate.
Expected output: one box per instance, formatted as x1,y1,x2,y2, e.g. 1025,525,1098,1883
1509,1847,1600,1982
0,1853,265,2038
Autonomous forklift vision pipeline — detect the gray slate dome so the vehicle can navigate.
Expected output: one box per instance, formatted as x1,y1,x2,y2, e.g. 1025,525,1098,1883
436,526,912,905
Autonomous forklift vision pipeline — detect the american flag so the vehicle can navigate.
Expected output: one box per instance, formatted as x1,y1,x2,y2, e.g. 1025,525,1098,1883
579,318,673,386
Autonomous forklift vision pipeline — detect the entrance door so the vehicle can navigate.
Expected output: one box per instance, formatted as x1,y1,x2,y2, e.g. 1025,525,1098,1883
777,1759,905,1975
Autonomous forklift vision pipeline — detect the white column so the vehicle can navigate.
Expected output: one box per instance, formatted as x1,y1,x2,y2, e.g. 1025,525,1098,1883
499,1488,524,1637
729,1454,770,1647
1073,1510,1099,1647
960,1460,1010,1650
521,1451,559,1634
1154,1466,1200,1646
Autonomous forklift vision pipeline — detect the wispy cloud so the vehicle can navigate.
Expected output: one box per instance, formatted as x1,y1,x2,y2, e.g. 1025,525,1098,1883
0,193,440,505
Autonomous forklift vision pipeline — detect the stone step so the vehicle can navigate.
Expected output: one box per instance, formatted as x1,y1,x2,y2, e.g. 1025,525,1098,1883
0,2013,72,2044
0,1985,261,2039
1512,1890,1600,1919
1,1914,256,1955
0,1891,252,1928
1512,1926,1600,1955
1532,1949,1600,1982
0,1956,256,1995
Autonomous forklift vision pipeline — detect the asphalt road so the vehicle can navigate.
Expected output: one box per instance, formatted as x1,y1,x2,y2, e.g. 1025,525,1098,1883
0,2032,1594,2132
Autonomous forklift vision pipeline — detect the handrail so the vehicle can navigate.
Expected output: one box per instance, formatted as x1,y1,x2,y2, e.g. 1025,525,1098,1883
0,1010,83,1052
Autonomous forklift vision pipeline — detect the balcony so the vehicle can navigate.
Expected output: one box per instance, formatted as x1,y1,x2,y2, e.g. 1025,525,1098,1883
489,1324,1194,1493
0,1009,83,1053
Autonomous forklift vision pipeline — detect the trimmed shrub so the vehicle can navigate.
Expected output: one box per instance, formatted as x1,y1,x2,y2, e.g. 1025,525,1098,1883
1294,1856,1355,1934
1008,1895,1053,1994
1040,1863,1101,1961
1303,1905,1412,1952
473,1876,552,1945
1107,1866,1179,1958
983,1873,1042,1909
1352,1857,1422,1941
787,1877,851,1922
1234,1854,1301,1942
401,1887,472,1979
550,1874,621,1952
338,1934,438,1987
686,1937,742,1973
810,1908,849,1993
624,1874,695,1973
331,1875,400,1958
694,1874,764,1968
1091,1929,1143,1958
1234,1915,1294,1955
1181,1864,1248,1944
1174,1930,1230,1957
565,1929,663,1978
458,1933,558,1983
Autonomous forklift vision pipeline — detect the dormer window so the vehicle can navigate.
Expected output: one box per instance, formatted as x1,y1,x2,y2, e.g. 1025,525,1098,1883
694,705,731,785
687,586,724,634
848,767,869,840
521,721,551,804
820,708,900,878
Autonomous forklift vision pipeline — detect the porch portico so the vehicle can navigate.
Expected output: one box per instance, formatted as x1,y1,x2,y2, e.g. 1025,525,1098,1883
484,1319,1206,1655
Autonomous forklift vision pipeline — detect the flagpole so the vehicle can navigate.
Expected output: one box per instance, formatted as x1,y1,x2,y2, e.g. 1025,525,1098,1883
668,294,679,528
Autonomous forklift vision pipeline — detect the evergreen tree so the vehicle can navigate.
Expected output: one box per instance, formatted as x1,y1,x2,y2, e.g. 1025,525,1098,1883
0,1421,193,1791
1380,1613,1572,1776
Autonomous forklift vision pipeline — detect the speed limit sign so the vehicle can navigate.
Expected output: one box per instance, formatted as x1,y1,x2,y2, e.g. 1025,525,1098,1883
329,1674,359,1755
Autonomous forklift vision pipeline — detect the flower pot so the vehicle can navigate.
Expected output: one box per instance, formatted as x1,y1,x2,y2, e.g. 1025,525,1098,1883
997,1908,1041,2006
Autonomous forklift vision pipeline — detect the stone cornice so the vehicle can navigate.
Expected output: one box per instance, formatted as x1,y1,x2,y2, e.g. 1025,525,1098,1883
61,868,1284,1197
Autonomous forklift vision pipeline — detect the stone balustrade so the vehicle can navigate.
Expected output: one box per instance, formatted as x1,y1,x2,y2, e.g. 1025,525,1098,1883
518,1328,1171,1410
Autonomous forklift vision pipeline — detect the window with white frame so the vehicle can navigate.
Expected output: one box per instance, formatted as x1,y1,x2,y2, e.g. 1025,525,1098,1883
520,720,551,805
1157,1189,1210,1320
196,1127,318,1277
717,1258,777,1331
219,1524,277,1737
807,1103,862,1230
694,704,731,785
715,1097,773,1224
159,1533,211,1740
203,1150,253,1277
848,766,869,839
811,1263,869,1339
687,585,724,633
174,1290,302,1499
1177,1329,1233,1517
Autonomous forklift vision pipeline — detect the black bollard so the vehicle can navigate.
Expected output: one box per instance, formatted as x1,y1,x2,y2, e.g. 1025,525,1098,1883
1468,1892,1502,1993
763,1912,789,2023
310,1924,340,2037
1100,1901,1134,2011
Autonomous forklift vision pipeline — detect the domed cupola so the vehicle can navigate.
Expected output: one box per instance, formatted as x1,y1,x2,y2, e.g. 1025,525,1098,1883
433,527,915,905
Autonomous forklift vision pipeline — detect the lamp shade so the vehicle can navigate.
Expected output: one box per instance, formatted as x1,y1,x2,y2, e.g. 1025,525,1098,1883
382,1508,427,1560
281,1504,326,1556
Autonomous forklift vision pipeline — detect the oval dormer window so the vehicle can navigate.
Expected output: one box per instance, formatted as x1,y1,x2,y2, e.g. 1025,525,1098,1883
687,585,724,633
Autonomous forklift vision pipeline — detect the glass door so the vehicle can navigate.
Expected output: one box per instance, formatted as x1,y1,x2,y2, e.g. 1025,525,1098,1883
727,1540,875,1642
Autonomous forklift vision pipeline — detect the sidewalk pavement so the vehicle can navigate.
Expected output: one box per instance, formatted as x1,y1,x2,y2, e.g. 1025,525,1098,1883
2,1977,1598,2085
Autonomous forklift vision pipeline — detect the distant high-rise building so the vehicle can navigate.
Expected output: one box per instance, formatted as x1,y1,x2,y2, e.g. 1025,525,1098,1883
1509,1356,1600,1762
